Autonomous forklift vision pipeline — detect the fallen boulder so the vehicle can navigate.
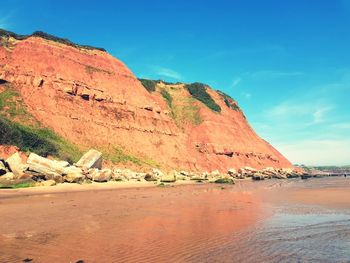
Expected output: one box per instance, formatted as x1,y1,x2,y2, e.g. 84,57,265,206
160,171,176,183
75,149,102,169
252,173,265,181
238,166,257,177
27,153,67,179
227,168,237,177
144,172,158,182
6,152,25,178
63,166,85,183
90,168,112,182
144,168,163,181
111,169,129,181
0,172,15,181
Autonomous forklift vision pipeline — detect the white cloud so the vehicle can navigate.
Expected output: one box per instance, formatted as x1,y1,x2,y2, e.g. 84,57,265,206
241,91,251,99
231,77,241,88
153,66,183,80
330,123,350,129
267,101,334,126
312,106,333,124
276,139,350,166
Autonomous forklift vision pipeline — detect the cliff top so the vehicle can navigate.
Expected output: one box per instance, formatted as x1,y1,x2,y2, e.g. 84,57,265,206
0,29,106,52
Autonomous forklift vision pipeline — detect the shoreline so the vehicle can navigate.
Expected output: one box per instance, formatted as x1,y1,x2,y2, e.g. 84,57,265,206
0,175,345,199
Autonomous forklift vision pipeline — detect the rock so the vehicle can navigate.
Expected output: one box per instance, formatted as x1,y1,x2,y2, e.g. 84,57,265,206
63,166,85,183
44,173,64,183
176,174,188,181
27,153,67,178
33,76,44,87
252,173,265,180
111,169,128,181
143,105,153,111
190,172,208,181
144,168,163,181
160,171,177,183
210,170,221,177
0,160,8,176
227,168,237,177
6,152,24,178
0,172,15,181
274,173,287,179
301,174,312,180
17,173,33,180
38,180,56,187
144,172,158,182
75,149,102,169
214,178,235,184
120,169,134,181
179,171,190,177
238,166,257,177
90,168,112,182
53,160,70,168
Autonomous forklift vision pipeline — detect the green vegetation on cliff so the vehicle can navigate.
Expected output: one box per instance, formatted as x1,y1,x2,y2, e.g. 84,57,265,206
185,83,221,113
0,29,106,52
105,146,159,168
139,79,157,92
217,90,240,111
160,89,173,107
0,83,82,162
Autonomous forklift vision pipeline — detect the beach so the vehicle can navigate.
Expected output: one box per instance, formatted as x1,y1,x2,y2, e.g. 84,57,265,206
0,177,349,262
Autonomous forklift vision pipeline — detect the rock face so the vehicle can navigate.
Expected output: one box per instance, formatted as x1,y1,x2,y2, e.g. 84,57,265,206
0,29,293,172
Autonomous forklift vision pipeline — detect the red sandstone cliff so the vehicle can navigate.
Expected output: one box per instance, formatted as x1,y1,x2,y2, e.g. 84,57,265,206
0,30,292,172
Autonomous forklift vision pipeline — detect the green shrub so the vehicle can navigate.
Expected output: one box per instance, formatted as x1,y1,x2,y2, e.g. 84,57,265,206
139,79,157,92
0,118,58,156
160,89,173,107
106,147,159,167
185,83,221,112
217,90,240,111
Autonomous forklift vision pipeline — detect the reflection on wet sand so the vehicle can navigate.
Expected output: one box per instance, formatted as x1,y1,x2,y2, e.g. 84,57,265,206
0,177,349,262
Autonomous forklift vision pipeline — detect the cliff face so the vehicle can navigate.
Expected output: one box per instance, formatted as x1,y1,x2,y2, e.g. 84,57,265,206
0,30,292,172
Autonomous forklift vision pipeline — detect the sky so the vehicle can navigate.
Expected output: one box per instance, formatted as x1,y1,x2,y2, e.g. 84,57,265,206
1,0,350,165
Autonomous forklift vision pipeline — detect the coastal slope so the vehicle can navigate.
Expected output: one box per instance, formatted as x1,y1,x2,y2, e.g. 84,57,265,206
0,29,292,172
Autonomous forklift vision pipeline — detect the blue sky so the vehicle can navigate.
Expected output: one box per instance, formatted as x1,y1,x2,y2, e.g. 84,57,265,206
1,0,350,165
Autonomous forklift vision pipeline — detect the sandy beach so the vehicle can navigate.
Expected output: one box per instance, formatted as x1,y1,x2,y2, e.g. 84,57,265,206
0,177,349,262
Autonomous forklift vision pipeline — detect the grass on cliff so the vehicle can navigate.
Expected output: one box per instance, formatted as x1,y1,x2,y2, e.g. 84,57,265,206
185,83,221,113
158,86,202,127
217,90,240,111
105,147,160,168
139,79,157,92
160,89,173,107
0,83,82,162
0,29,106,52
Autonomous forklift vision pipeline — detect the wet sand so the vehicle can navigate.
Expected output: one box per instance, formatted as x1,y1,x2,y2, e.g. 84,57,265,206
0,177,349,262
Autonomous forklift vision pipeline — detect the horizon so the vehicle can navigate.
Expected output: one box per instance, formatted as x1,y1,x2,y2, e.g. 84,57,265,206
1,0,349,166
